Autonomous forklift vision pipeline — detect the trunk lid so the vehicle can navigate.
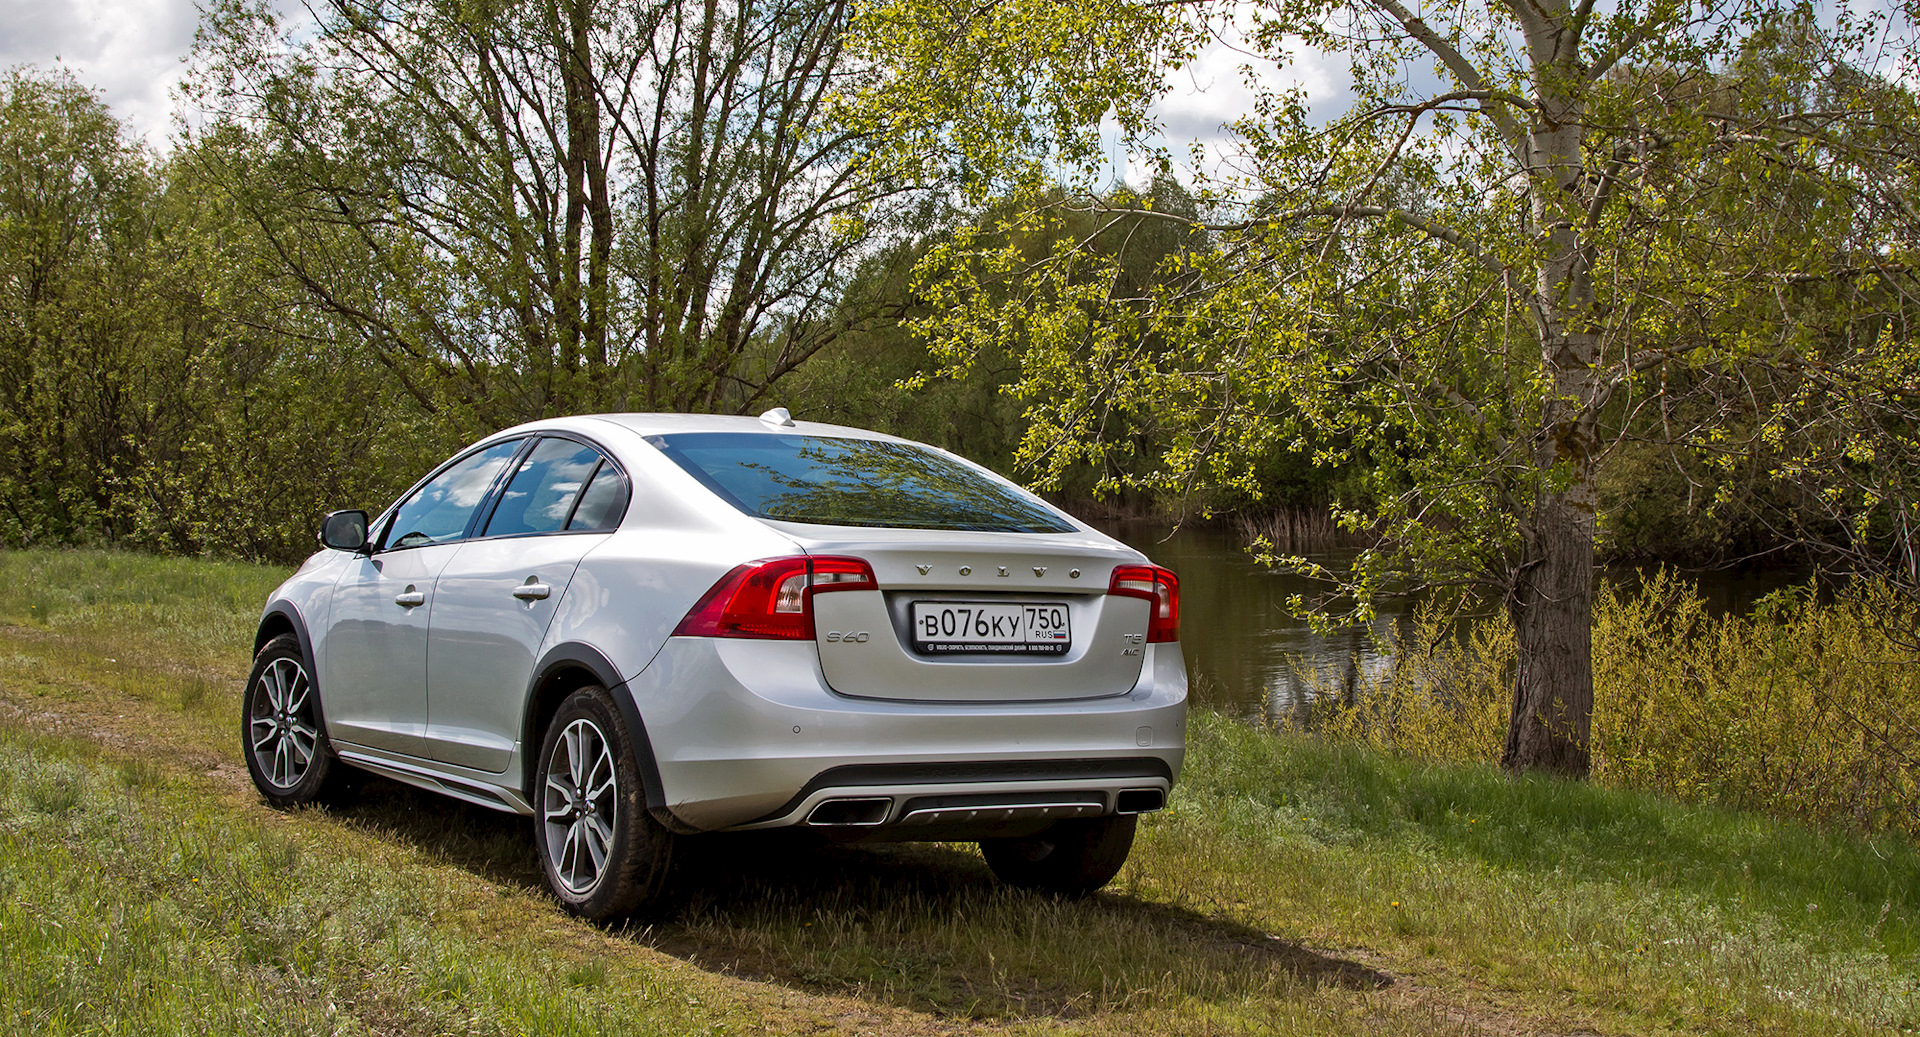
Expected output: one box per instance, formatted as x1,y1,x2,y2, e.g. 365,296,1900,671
779,524,1155,703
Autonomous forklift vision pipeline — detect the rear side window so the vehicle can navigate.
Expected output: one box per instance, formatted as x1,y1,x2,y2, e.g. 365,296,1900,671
649,433,1075,533
568,463,629,530
484,438,607,537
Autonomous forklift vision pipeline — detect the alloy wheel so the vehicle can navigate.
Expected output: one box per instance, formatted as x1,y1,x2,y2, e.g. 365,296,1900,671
248,656,319,789
542,718,619,894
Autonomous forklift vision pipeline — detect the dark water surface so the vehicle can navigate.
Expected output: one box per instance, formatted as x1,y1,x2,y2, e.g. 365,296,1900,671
1107,522,1808,723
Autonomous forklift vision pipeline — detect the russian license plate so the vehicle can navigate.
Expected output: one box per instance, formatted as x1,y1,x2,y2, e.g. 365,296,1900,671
910,601,1071,655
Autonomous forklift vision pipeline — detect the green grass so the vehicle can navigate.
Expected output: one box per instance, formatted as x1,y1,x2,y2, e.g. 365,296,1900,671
0,547,280,649
0,727,750,1037
1151,715,1919,1032
0,548,1915,1035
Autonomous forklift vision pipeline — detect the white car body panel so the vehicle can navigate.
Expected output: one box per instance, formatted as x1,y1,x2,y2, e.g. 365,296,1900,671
624,637,1187,830
798,529,1152,702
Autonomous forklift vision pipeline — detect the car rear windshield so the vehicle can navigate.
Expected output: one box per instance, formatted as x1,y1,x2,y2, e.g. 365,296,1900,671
648,433,1076,533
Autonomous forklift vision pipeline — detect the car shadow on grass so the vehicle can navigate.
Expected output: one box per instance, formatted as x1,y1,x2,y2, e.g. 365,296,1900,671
332,777,1389,1021
650,831,1391,1019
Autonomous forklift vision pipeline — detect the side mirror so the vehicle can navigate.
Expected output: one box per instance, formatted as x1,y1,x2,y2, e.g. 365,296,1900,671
319,509,370,552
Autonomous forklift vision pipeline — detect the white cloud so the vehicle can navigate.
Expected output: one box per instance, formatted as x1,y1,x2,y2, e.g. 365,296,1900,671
0,0,200,149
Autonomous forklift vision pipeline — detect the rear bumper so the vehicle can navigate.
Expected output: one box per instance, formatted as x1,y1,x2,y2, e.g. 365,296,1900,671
737,757,1173,838
620,636,1188,832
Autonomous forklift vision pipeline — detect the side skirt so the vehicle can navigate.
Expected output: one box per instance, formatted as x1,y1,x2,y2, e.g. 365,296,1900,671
334,747,534,816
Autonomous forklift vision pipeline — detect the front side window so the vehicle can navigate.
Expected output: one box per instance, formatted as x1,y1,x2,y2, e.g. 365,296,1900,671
649,433,1075,533
483,438,609,537
384,439,524,549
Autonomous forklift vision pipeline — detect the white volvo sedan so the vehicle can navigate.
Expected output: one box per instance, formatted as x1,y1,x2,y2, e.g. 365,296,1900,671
244,410,1187,919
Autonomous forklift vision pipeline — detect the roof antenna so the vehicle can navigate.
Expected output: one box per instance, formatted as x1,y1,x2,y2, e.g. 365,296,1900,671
758,406,796,427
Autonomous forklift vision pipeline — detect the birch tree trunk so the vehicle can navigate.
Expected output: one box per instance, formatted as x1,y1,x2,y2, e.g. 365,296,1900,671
1499,3,1600,776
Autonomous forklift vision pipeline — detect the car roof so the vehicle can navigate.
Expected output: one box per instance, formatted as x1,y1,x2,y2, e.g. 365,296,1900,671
499,412,913,444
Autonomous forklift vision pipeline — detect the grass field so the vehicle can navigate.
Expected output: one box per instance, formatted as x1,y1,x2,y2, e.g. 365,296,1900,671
0,548,1914,1035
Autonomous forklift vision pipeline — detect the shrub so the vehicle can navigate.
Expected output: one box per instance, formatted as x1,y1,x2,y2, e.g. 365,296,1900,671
1300,574,1920,838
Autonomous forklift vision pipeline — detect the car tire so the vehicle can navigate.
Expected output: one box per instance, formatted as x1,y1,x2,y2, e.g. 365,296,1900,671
243,633,355,807
535,685,674,922
980,814,1137,897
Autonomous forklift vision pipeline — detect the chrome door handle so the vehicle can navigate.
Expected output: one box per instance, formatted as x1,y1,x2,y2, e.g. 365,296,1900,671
394,587,426,608
512,581,552,601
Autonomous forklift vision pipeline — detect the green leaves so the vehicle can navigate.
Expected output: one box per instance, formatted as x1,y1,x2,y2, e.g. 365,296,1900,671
847,0,1207,198
0,68,164,548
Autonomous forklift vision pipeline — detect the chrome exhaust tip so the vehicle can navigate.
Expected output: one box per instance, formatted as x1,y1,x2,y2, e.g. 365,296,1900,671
805,797,892,826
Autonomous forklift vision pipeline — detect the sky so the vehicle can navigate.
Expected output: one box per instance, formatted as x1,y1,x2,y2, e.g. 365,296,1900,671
0,0,206,149
4,0,1912,161
0,0,1340,162
1125,25,1357,187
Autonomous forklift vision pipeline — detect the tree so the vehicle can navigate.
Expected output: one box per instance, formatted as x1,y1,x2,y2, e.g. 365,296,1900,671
120,128,441,561
851,0,1920,774
188,0,927,431
0,67,165,545
0,65,431,560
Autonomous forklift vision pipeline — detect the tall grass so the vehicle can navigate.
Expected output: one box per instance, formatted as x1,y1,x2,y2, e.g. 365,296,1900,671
1305,572,1920,838
1165,713,1920,1033
0,548,286,663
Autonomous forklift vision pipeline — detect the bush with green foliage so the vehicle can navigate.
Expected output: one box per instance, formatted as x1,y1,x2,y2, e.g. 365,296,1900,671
1307,573,1920,838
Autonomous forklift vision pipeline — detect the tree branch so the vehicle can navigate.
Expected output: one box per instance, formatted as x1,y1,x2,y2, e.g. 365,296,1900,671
1369,0,1526,144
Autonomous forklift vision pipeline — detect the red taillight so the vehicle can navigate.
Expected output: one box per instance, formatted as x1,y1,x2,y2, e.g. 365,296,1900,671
1108,564,1180,643
673,555,878,640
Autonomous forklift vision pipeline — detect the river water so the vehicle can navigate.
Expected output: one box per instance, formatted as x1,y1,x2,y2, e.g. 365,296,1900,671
1105,522,1806,723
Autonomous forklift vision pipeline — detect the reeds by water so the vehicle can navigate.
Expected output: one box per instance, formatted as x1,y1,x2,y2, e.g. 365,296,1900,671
1232,504,1376,553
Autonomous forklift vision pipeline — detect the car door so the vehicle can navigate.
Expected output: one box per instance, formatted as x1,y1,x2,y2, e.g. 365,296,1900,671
322,438,526,757
424,437,631,772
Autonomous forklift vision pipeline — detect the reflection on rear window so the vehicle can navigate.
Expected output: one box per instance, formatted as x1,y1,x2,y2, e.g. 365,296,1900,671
649,433,1075,533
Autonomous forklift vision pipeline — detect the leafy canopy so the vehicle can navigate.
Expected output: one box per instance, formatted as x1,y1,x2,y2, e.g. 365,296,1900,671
850,0,1920,616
